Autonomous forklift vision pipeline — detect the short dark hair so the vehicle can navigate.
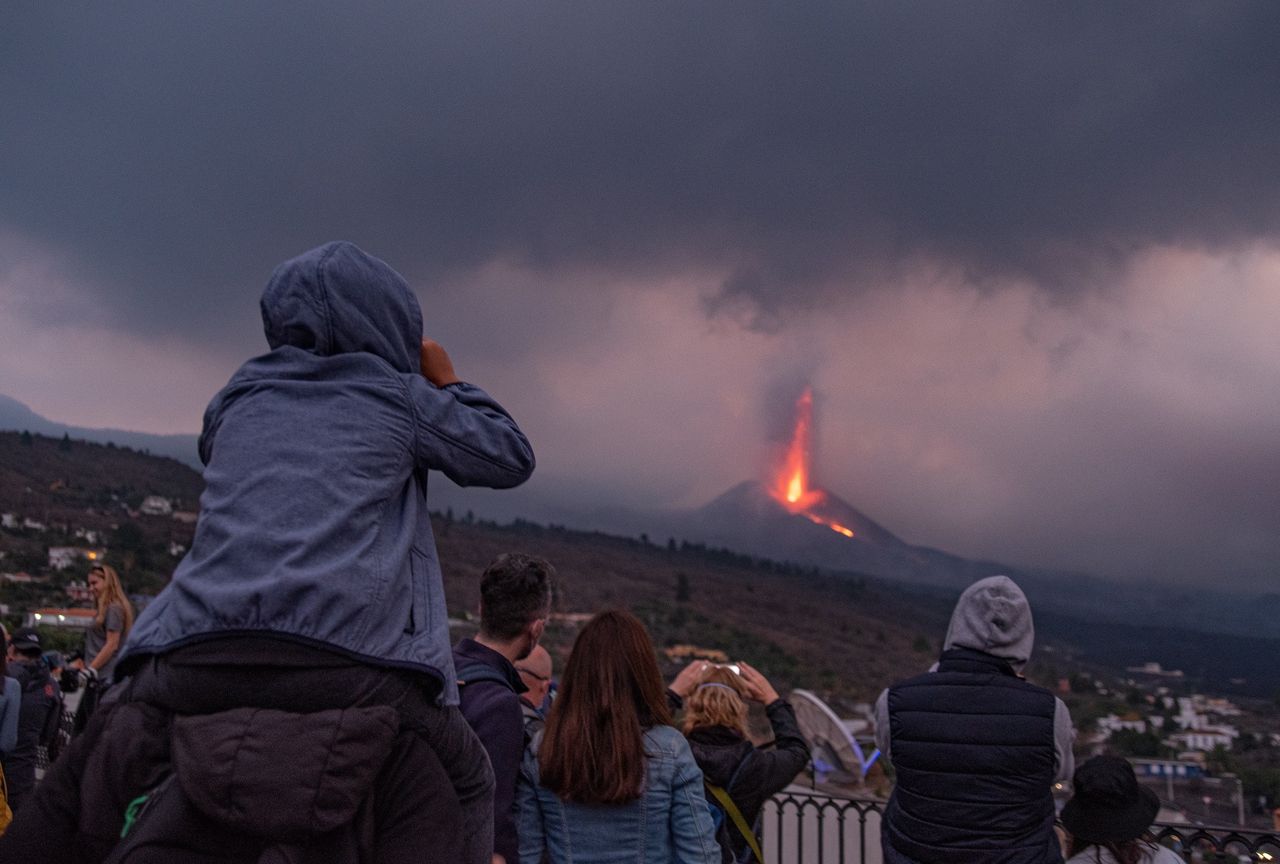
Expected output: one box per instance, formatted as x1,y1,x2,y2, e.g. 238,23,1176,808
480,554,555,641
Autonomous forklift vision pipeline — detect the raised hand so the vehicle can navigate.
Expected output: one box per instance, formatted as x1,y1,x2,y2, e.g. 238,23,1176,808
670,659,711,699
420,339,462,387
737,662,780,705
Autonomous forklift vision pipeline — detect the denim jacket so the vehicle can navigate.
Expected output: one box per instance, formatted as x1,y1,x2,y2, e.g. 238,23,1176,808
120,242,535,703
518,725,720,864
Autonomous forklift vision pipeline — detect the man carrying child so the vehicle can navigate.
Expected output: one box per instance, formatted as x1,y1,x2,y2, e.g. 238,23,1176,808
2,241,535,863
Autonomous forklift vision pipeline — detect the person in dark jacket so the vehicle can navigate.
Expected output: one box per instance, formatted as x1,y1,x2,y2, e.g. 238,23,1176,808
0,691,465,864
1,628,62,814
1,242,535,863
683,662,809,864
455,554,555,864
874,575,1075,864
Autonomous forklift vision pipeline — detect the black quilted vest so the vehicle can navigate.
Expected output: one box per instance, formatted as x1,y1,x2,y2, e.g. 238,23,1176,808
881,648,1062,864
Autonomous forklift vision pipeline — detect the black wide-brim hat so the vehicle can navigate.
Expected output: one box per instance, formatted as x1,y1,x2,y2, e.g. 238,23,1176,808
1061,755,1161,844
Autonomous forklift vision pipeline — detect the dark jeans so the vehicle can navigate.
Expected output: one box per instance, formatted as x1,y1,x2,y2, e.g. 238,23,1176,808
2,646,495,864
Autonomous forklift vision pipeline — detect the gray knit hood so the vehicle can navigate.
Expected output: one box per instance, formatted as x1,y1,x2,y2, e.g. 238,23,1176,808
943,575,1034,674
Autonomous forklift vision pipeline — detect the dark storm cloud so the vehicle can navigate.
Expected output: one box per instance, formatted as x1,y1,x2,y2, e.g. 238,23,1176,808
3,3,1279,590
3,1,1279,337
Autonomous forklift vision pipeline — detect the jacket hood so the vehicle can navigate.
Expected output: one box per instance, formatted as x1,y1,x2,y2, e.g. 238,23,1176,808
687,726,752,787
171,705,400,840
943,575,1034,674
260,241,423,373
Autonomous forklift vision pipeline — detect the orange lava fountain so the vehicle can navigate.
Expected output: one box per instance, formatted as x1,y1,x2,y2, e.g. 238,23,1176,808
770,388,856,539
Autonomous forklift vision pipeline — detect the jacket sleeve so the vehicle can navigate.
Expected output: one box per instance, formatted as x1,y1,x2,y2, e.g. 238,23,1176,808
406,378,535,488
517,746,547,864
751,700,811,795
40,688,63,748
1053,697,1075,783
469,688,526,864
870,691,890,762
668,736,721,864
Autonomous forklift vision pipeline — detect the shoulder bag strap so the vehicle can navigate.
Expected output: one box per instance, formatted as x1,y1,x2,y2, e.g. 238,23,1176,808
704,782,765,864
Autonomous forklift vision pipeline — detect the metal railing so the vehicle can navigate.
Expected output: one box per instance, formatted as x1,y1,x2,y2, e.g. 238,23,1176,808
760,788,1280,864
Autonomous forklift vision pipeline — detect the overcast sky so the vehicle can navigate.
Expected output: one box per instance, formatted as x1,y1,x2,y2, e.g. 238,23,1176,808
2,3,1278,587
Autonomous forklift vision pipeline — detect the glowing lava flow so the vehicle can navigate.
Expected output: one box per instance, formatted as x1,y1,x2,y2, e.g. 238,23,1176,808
770,388,857,539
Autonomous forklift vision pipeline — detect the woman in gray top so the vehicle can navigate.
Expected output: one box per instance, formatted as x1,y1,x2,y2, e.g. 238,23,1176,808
85,564,133,684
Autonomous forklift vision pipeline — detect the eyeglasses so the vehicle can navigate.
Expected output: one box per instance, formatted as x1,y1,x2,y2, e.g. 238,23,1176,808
515,667,550,683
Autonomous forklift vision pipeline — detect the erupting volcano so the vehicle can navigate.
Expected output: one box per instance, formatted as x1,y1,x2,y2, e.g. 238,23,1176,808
672,386,966,586
651,388,1027,589
769,388,857,539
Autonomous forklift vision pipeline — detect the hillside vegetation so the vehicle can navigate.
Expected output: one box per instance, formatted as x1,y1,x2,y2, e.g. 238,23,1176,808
6,432,1277,709
0,432,964,708
435,515,959,706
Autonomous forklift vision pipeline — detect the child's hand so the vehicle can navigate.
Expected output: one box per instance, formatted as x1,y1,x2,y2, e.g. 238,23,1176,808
420,339,462,387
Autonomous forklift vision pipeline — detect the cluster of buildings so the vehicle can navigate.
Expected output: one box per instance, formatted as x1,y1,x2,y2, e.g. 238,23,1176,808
1093,692,1245,756
1,494,191,620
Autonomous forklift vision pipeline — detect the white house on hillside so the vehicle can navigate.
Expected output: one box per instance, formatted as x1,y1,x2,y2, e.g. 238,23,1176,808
1097,714,1149,737
73,527,102,544
140,496,173,516
1168,729,1237,752
65,580,92,603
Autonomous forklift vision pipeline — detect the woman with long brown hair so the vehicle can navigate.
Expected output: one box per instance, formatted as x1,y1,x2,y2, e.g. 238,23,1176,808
84,563,134,684
517,609,719,864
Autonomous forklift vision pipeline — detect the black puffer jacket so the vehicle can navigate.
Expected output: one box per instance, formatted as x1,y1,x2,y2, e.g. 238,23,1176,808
1,700,462,864
686,700,809,864
882,648,1060,864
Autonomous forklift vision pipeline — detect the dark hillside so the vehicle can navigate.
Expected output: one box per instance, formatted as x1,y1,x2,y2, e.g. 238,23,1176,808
0,431,202,596
433,516,956,706
5,435,1280,705
0,430,203,515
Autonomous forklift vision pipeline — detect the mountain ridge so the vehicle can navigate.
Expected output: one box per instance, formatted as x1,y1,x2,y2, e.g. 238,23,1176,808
0,394,201,469
3,432,1280,697
5,391,1275,643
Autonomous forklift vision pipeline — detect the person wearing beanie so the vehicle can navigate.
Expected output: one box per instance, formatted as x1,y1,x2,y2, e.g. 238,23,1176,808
873,575,1076,864
1062,756,1180,864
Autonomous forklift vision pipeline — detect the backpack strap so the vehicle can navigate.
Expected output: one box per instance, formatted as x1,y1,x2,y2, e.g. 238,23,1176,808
705,782,764,864
455,661,515,693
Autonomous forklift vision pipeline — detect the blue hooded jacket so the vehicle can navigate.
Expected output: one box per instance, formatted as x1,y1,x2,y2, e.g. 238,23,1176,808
121,242,535,703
